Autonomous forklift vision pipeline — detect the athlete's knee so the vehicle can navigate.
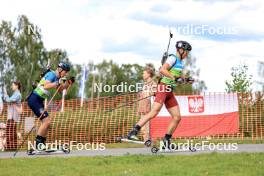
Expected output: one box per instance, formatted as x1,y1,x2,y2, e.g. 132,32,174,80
172,115,181,123
39,110,49,121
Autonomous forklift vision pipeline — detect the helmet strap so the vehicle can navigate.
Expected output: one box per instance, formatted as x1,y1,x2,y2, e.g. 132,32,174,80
177,48,184,60
57,68,63,78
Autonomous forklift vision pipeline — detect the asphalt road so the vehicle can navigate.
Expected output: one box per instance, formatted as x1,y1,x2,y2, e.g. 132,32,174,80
0,144,263,159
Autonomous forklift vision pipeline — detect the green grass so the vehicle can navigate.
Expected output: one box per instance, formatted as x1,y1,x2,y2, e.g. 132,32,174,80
0,153,263,176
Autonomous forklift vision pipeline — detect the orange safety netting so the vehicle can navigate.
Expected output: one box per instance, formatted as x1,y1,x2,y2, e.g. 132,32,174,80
0,92,263,151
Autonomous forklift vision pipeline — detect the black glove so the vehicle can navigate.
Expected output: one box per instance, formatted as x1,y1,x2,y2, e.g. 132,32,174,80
67,77,75,85
59,77,67,84
56,77,66,88
186,77,194,83
175,77,185,84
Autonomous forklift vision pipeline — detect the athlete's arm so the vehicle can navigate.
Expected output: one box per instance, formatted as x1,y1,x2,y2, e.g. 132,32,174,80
43,80,57,89
159,63,175,80
42,72,59,89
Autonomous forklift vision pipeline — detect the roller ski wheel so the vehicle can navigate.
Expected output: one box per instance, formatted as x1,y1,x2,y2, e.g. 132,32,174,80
144,139,152,147
151,146,159,154
189,146,196,152
116,137,122,143
58,144,70,154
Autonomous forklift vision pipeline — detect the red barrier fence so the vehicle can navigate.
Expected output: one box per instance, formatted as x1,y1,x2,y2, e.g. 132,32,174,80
150,93,240,138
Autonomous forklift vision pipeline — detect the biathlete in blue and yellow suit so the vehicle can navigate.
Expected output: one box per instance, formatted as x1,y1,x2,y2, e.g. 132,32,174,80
27,62,75,150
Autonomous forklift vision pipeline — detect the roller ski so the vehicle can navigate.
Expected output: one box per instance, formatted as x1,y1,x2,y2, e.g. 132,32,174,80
116,125,152,147
27,144,70,155
151,138,196,154
116,136,152,147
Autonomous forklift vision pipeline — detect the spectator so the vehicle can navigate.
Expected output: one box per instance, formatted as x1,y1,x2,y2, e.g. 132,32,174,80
138,67,156,142
3,81,22,150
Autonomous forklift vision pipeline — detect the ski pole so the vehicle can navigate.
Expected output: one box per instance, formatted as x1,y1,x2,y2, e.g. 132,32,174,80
166,29,173,54
104,80,158,112
100,80,155,99
55,83,73,111
161,29,173,65
105,94,153,113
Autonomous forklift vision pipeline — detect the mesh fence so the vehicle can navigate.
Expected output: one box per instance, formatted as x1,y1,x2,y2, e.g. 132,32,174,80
0,92,263,151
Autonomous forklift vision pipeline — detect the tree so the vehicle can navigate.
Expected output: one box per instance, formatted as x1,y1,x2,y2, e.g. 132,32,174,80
84,60,145,97
0,21,15,95
225,64,253,93
9,15,47,98
0,15,81,99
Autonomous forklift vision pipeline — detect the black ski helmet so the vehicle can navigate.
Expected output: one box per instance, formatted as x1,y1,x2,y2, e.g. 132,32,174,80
176,41,192,51
58,62,71,72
